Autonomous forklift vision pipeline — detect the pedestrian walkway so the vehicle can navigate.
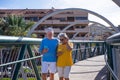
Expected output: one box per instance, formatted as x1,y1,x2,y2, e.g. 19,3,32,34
53,55,107,80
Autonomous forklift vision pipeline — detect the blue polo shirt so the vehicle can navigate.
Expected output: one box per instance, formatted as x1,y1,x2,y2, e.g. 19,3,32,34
39,37,59,62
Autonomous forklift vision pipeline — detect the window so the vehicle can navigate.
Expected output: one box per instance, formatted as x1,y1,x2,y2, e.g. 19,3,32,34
59,18,66,21
67,17,74,21
39,17,42,20
40,12,45,14
75,17,88,20
68,26,74,30
81,34,85,37
32,17,38,21
47,17,52,20
75,26,81,28
81,26,85,28
66,12,73,14
0,12,5,14
25,17,38,21
25,17,30,20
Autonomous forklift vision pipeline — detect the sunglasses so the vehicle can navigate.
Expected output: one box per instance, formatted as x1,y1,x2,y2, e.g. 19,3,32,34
60,38,64,41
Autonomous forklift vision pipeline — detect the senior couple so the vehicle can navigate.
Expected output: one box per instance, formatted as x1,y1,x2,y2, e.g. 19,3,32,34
39,27,73,80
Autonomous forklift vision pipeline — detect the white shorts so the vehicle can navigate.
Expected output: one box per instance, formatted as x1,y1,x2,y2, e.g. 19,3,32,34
57,66,71,78
41,62,56,73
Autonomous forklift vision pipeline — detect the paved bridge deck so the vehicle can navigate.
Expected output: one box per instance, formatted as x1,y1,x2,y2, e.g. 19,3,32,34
53,55,107,80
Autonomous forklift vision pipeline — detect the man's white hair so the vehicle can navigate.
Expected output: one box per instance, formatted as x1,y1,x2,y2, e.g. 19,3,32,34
45,27,54,33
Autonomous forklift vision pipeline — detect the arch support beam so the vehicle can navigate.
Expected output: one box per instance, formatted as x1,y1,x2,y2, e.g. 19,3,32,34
27,8,119,37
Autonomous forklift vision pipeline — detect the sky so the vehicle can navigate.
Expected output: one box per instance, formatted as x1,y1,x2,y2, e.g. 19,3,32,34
0,0,120,26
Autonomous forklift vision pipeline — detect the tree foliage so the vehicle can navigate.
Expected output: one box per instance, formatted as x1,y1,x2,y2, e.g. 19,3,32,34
0,15,35,37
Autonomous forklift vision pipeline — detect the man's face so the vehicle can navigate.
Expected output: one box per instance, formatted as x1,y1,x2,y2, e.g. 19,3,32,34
46,31,53,38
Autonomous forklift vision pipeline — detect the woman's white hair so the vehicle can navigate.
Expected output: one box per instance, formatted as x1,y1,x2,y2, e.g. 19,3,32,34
58,33,69,39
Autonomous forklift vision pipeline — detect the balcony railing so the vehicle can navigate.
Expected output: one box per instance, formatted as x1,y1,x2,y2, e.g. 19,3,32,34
42,20,89,24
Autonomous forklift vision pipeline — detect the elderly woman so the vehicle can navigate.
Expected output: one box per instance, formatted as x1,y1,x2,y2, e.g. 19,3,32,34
57,33,73,80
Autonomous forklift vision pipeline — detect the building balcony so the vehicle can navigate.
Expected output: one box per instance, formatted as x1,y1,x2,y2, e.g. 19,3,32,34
33,28,61,33
53,28,61,32
74,28,89,32
41,20,89,24
73,37,89,40
24,14,45,17
33,27,89,34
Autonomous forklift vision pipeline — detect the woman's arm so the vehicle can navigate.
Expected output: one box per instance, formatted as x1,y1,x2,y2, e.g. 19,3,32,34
66,42,73,50
57,51,63,56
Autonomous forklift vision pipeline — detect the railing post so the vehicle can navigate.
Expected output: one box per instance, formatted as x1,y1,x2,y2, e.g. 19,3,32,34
107,44,114,80
73,43,81,63
79,43,82,60
12,44,27,80
27,45,41,80
92,43,97,56
83,43,87,59
88,42,92,57
101,42,105,55
96,43,100,55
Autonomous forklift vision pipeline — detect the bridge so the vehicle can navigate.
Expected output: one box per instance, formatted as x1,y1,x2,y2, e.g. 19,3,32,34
0,8,120,80
54,55,106,80
0,33,120,80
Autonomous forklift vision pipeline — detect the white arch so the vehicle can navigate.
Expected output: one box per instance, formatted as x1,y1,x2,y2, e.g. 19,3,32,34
27,8,119,37
59,20,89,34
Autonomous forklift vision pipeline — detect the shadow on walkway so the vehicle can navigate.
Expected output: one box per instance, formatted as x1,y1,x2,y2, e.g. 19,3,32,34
95,65,108,80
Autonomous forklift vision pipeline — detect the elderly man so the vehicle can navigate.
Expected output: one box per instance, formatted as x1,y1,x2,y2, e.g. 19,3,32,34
39,27,59,80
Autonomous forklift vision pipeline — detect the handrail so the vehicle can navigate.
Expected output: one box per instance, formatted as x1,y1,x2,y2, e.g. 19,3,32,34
0,45,102,67
70,40,104,43
106,32,120,45
0,44,104,67
104,50,119,80
0,55,42,67
0,35,104,44
0,37,105,80
0,35,42,44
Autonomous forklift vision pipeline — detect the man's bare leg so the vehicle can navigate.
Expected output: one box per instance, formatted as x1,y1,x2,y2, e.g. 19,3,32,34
59,77,64,80
65,78,69,80
42,73,47,80
50,73,54,80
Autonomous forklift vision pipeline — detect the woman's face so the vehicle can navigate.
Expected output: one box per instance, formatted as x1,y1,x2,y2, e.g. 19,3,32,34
60,37,68,44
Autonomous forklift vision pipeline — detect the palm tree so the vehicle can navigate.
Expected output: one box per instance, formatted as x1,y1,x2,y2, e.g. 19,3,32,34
0,15,38,79
5,15,35,36
0,15,35,36
0,18,9,35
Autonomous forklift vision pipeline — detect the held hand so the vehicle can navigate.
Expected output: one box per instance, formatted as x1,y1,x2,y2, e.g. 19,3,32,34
57,51,63,56
66,42,72,50
42,48,48,54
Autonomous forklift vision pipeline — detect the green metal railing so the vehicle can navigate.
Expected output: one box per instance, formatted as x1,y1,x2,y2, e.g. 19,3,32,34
106,32,120,80
71,40,105,63
0,36,42,80
0,35,106,80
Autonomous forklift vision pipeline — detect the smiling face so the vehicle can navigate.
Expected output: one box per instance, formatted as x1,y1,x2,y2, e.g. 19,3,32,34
45,27,54,39
58,33,69,44
46,31,54,39
59,36,68,44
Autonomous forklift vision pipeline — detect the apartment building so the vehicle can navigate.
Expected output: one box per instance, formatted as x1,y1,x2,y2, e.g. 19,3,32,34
89,24,114,40
0,8,89,39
